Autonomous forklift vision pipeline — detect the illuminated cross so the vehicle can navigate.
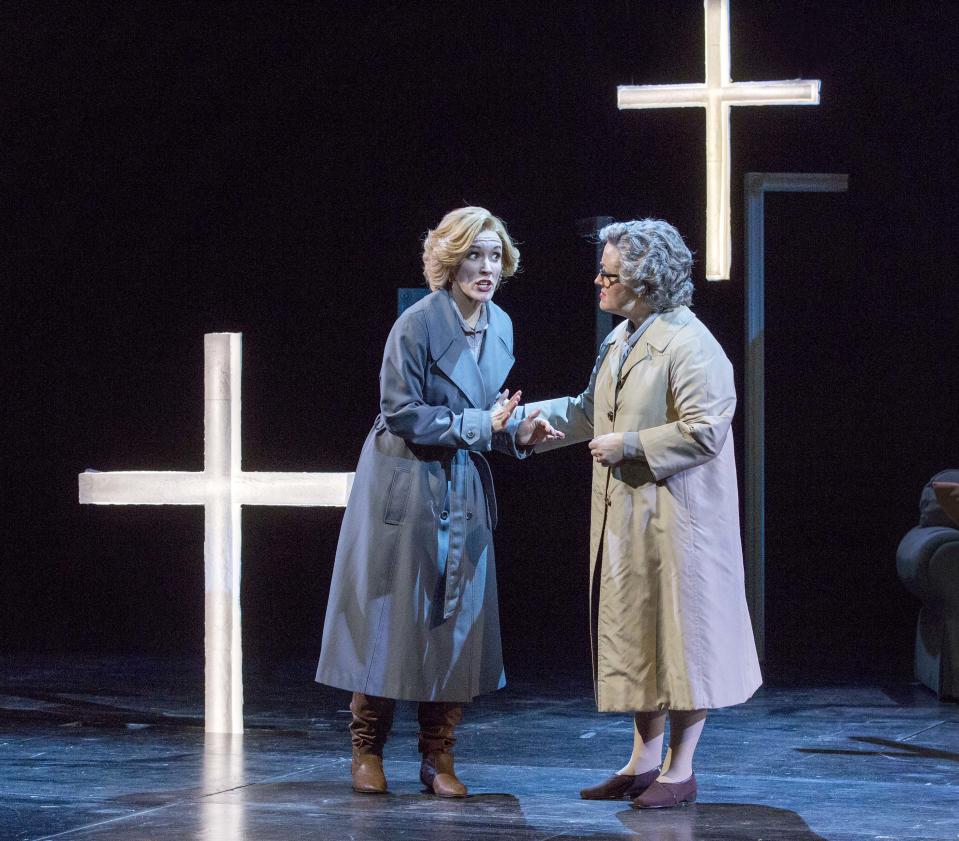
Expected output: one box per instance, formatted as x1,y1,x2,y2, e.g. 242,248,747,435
618,0,821,280
78,333,354,734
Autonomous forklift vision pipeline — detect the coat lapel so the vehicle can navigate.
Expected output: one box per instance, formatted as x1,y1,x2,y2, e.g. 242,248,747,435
477,306,515,407
607,321,631,382
426,291,487,409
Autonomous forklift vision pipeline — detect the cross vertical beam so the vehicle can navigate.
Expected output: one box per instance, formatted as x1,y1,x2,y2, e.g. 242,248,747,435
744,172,848,660
203,333,244,735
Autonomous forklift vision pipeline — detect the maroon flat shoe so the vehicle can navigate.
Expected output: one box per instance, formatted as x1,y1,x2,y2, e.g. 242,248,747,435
580,767,660,800
631,773,697,809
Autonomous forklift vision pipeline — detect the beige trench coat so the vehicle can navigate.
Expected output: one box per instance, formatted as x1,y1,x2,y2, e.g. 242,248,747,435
526,306,761,711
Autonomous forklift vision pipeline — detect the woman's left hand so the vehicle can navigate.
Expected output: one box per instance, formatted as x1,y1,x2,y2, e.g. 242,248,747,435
589,433,624,466
517,409,565,446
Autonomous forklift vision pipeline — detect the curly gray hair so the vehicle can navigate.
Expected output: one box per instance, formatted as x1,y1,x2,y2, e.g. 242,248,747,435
599,219,694,312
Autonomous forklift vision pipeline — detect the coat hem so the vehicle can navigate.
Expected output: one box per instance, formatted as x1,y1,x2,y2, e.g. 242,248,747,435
594,679,762,713
315,667,506,704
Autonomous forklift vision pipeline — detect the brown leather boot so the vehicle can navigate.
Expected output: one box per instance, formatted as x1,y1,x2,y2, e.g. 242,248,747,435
417,701,466,797
420,750,467,798
349,693,395,794
351,749,387,794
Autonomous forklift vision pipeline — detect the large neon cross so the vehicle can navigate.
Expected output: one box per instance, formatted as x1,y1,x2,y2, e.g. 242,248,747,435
79,333,354,734
618,0,821,280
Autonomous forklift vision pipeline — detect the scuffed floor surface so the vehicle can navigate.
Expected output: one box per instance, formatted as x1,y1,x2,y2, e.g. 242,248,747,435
0,657,957,840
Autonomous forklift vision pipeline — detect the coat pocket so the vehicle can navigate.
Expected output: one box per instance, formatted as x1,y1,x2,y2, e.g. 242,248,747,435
383,468,413,525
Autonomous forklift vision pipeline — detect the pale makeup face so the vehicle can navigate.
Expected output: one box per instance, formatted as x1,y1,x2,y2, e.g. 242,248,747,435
452,231,503,305
595,241,650,323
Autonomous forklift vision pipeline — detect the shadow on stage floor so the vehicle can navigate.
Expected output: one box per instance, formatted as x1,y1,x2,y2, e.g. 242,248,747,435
0,656,956,840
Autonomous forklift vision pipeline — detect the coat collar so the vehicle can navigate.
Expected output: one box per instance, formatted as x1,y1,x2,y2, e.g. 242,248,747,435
618,305,695,380
424,290,514,409
643,305,695,352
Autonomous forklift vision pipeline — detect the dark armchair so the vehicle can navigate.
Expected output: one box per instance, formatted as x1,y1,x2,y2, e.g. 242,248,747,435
897,469,959,700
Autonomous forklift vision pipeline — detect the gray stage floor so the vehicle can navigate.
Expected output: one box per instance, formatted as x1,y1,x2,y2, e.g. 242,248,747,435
1,656,957,840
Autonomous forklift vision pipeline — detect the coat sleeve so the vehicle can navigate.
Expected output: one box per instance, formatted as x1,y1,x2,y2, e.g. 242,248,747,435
379,310,493,451
518,339,614,454
638,333,735,480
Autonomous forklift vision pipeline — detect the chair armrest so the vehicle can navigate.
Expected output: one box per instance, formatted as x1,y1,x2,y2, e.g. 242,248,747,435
897,526,959,607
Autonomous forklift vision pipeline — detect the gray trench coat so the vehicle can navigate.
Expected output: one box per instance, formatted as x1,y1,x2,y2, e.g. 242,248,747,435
316,290,525,702
525,307,761,712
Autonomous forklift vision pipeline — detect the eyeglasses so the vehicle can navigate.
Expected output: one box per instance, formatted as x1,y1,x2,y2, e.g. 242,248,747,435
597,269,621,288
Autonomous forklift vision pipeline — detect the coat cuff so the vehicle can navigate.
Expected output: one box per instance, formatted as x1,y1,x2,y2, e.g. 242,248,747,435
492,415,531,459
461,407,493,451
622,431,646,461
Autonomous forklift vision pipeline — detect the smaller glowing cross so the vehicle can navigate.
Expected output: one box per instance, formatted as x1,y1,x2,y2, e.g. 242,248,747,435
618,0,820,279
79,333,354,734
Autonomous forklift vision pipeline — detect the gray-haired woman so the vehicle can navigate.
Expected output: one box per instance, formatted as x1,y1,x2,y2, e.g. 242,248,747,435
522,219,761,809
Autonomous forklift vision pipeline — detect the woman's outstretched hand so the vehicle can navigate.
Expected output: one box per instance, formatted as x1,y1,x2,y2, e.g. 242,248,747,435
517,408,565,447
490,389,523,432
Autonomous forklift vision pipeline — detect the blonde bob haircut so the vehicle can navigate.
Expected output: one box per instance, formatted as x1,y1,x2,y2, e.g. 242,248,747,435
422,206,520,291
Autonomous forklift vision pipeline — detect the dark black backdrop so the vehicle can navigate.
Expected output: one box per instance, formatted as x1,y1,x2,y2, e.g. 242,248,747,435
4,1,957,682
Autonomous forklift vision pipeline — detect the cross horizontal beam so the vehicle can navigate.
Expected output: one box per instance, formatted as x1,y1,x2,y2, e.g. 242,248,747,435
80,471,354,507
618,80,819,109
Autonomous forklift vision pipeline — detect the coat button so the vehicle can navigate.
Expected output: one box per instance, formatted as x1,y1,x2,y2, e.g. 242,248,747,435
607,411,614,422
465,430,476,440
440,511,449,520
466,511,473,520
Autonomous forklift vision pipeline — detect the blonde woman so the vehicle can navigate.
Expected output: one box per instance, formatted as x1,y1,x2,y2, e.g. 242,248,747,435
316,207,561,797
